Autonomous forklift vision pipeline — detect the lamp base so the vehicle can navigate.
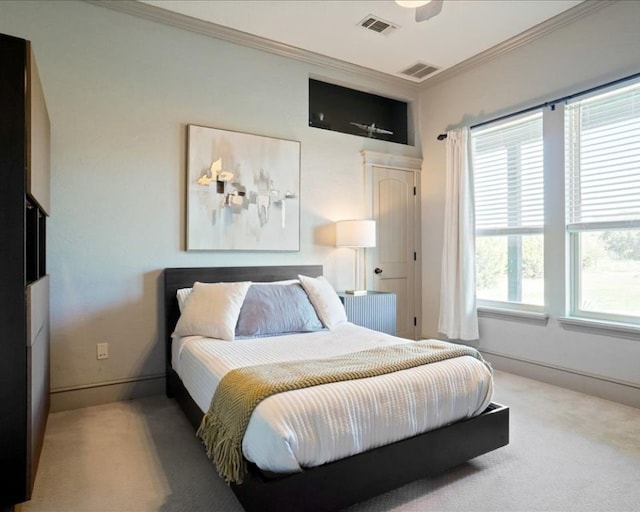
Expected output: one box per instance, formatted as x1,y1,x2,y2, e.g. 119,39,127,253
344,289,368,296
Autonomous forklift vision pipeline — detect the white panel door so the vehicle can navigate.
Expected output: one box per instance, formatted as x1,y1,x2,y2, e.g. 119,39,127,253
370,166,417,339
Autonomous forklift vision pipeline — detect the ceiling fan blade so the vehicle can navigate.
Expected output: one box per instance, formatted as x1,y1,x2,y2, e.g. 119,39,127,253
416,0,444,22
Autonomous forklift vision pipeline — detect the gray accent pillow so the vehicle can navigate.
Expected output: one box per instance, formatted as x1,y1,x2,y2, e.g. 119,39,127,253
235,283,324,337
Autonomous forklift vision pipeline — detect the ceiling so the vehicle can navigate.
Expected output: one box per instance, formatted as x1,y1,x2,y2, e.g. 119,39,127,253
136,0,586,85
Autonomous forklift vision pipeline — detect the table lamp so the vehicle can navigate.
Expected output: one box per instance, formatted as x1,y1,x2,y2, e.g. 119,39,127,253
336,219,376,294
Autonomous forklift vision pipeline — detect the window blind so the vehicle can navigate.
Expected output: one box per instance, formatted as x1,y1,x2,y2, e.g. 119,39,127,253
566,81,640,230
472,113,544,235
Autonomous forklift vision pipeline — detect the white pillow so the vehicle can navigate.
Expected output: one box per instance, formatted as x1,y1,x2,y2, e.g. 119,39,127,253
298,274,347,329
175,279,300,313
176,287,192,313
173,281,251,340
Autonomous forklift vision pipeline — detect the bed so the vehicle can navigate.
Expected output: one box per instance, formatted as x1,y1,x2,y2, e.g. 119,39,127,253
164,265,509,512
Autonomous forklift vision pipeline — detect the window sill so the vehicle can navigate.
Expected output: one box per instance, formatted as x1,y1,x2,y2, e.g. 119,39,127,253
558,316,640,340
478,307,549,326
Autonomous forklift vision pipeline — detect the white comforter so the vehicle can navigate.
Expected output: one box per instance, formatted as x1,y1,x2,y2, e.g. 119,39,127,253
172,323,493,474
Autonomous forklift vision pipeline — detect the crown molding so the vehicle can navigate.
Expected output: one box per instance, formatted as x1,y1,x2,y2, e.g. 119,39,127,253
82,0,420,95
83,0,611,95
420,0,614,90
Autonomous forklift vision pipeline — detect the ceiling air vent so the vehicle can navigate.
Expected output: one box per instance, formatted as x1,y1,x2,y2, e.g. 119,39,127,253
400,62,440,80
359,15,397,34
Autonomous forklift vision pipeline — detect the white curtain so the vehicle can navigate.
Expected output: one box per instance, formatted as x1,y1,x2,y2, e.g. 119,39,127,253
438,127,479,341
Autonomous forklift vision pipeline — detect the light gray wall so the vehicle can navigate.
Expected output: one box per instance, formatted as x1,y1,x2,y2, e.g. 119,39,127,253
0,1,421,410
419,0,640,407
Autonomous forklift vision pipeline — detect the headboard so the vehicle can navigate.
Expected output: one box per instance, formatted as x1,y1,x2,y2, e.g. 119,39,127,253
163,265,323,388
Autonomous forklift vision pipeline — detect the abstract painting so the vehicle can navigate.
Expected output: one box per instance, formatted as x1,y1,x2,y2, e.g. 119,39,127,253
186,124,300,251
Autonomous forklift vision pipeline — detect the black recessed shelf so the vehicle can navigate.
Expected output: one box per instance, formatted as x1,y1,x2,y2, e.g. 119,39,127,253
25,198,46,285
309,79,409,145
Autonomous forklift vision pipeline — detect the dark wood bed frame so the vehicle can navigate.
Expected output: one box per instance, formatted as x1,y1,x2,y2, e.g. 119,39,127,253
164,265,509,512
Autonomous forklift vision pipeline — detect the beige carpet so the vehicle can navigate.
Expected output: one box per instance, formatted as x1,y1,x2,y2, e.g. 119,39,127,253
21,370,640,512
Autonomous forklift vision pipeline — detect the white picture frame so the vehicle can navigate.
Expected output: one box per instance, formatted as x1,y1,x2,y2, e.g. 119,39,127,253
186,124,300,251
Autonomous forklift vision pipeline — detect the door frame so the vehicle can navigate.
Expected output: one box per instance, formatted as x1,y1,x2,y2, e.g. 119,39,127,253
362,150,423,339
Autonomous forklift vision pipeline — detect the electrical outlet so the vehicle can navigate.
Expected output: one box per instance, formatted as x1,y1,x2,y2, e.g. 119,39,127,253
96,342,109,360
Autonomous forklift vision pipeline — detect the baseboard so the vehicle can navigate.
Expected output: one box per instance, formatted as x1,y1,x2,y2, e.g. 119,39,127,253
482,350,640,409
50,374,165,412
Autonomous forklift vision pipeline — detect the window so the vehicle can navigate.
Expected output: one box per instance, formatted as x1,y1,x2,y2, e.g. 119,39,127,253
472,113,544,310
565,81,640,323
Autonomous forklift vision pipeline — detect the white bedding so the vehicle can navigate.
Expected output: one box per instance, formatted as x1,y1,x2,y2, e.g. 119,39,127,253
172,322,493,474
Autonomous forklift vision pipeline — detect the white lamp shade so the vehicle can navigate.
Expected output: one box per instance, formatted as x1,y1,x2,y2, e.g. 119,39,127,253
336,220,376,248
396,0,431,8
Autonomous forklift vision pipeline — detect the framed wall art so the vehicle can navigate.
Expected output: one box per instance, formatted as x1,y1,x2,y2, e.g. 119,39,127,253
186,124,300,251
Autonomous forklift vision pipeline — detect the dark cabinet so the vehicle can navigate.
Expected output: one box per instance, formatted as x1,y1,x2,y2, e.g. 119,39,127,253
0,33,50,509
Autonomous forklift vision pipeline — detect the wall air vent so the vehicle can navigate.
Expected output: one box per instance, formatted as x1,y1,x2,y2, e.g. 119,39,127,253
400,62,440,80
358,15,397,34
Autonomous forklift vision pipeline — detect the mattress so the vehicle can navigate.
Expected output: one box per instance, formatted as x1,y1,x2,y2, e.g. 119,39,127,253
172,322,493,474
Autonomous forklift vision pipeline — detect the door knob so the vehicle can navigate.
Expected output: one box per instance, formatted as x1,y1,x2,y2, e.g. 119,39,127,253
374,268,383,274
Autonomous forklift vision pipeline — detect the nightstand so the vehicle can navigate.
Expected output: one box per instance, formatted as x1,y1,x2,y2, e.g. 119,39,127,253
338,291,397,335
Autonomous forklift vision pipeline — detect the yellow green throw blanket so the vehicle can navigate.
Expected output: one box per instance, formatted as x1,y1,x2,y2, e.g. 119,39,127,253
196,339,488,484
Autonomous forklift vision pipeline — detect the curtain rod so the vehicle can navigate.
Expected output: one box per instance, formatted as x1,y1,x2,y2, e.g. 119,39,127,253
436,70,640,141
